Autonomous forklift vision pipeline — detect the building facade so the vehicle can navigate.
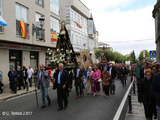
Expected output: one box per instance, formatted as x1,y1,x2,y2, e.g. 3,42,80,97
59,0,96,62
0,0,60,84
153,0,160,62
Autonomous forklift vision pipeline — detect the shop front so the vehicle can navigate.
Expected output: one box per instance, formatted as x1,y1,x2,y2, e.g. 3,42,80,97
9,50,22,71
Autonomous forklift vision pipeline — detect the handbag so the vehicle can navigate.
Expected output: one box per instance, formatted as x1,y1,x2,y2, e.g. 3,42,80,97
98,78,102,82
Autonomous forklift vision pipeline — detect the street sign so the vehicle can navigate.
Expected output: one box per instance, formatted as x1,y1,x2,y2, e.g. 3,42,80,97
149,50,156,58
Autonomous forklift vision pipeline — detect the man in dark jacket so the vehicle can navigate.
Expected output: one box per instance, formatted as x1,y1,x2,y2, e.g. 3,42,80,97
108,64,116,94
140,62,149,80
120,64,128,87
74,62,84,98
150,72,160,120
17,66,25,90
8,67,18,94
54,63,69,111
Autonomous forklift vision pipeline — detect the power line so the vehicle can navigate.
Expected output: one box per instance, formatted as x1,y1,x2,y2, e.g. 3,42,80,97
107,38,154,43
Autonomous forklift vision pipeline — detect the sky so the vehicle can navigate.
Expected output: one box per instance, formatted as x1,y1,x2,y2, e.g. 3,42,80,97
81,0,157,58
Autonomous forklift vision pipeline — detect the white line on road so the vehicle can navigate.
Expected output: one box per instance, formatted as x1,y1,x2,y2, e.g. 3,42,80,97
113,82,133,120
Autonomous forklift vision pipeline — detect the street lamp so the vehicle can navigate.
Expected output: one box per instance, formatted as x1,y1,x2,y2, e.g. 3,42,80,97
32,16,45,35
39,17,45,29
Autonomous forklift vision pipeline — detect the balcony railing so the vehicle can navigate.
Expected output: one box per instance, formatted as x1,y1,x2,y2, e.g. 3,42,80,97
36,27,45,41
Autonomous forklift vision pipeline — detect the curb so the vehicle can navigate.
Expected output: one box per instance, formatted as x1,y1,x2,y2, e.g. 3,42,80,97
0,89,36,102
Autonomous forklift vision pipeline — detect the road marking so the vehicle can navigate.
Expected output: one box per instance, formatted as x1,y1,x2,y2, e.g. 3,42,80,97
113,82,133,120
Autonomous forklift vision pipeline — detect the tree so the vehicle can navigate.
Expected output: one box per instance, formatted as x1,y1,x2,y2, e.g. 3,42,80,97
138,50,149,61
95,48,102,59
130,50,136,64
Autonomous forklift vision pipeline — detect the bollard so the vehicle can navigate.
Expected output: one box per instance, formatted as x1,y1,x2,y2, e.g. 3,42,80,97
128,94,132,114
133,83,136,94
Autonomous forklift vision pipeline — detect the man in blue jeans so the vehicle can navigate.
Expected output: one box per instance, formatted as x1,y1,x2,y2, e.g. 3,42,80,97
37,64,51,109
150,72,160,120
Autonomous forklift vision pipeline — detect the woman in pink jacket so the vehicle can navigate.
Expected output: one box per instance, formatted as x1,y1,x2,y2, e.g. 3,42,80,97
92,66,101,96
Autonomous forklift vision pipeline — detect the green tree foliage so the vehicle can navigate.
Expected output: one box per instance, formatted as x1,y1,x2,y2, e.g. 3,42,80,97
129,50,136,64
95,49,128,63
138,50,149,61
95,48,102,59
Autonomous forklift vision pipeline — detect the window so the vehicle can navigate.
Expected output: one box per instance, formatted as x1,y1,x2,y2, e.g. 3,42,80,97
36,13,45,40
35,0,44,7
50,16,60,34
0,0,3,32
50,0,59,15
16,4,29,37
16,4,27,23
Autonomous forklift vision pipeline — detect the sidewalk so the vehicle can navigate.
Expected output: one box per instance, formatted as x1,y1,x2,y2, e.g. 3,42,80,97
125,93,146,120
0,85,36,102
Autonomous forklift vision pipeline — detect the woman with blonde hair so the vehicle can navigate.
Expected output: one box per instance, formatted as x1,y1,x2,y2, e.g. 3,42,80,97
138,69,156,120
87,66,93,95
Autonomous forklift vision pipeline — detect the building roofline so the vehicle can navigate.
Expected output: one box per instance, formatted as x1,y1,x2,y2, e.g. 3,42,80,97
79,0,90,11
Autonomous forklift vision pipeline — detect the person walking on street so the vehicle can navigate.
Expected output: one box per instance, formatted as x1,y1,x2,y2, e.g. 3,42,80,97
27,65,34,89
92,66,101,96
0,71,4,93
8,66,13,91
139,69,156,120
74,62,84,99
67,68,73,96
87,67,93,95
108,63,116,94
150,72,160,120
134,61,143,87
34,67,39,89
9,67,18,94
36,64,51,109
84,67,89,90
102,68,111,98
54,63,68,111
120,64,128,87
23,66,28,91
140,62,149,80
17,66,25,90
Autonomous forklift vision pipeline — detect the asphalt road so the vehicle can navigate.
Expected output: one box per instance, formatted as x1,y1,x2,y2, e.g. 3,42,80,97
0,77,131,120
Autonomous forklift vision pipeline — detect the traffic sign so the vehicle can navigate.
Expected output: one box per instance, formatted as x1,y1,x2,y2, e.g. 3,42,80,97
149,50,156,58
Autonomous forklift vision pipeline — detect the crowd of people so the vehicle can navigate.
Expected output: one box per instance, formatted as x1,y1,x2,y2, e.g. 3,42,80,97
1,61,160,120
130,61,160,120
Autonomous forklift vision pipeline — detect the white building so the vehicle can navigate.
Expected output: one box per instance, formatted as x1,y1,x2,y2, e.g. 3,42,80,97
0,0,60,84
59,0,96,62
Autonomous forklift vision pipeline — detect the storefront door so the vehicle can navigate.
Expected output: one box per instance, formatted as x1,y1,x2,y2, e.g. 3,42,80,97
9,50,22,70
30,52,38,70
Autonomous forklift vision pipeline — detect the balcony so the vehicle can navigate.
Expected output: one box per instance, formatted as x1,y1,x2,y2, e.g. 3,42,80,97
16,20,29,38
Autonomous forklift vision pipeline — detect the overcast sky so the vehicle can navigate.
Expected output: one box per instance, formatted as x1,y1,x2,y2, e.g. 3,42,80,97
81,0,157,58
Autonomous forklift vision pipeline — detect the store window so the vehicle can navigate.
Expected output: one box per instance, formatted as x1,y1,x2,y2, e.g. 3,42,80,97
16,3,29,38
9,50,22,71
50,0,59,15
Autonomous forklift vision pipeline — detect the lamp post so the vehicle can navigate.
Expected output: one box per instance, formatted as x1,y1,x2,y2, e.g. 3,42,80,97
32,16,45,36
